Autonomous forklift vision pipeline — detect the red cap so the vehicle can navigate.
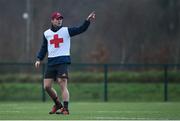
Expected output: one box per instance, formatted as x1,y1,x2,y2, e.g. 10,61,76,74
51,12,63,20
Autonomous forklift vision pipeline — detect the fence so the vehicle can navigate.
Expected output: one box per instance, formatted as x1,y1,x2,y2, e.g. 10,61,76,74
69,63,180,102
0,62,179,102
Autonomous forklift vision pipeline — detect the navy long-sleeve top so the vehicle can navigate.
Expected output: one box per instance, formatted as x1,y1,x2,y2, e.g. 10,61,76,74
37,20,90,66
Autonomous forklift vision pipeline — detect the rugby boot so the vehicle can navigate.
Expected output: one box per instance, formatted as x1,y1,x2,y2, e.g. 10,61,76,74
49,104,62,114
56,107,69,115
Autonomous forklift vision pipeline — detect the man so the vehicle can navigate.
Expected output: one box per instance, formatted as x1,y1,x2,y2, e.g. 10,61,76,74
35,11,95,115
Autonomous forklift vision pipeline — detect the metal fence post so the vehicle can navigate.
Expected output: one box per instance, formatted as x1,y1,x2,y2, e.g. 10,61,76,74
164,65,168,102
104,64,108,102
42,64,46,102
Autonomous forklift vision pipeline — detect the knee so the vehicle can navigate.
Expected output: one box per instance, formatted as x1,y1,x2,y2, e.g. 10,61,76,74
44,85,51,91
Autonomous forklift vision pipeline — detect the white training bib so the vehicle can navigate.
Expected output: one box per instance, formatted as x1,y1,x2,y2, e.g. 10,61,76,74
44,27,71,58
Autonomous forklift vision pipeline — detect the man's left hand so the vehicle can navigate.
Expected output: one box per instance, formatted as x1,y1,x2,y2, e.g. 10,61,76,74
86,11,96,21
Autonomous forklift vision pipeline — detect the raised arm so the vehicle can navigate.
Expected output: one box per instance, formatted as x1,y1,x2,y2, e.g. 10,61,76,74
68,11,96,37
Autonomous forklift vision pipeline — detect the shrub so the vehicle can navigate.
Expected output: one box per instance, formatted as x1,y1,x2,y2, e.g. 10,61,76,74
0,71,179,83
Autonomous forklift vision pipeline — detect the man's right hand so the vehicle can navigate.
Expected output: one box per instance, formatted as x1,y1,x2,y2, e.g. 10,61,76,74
35,60,41,68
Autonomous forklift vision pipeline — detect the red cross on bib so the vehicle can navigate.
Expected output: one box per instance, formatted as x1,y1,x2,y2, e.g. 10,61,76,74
50,34,63,48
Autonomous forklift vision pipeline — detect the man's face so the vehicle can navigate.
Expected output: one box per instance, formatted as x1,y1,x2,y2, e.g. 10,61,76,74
51,18,63,27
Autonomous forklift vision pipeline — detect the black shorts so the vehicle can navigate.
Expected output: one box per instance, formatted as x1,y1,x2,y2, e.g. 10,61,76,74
44,64,69,80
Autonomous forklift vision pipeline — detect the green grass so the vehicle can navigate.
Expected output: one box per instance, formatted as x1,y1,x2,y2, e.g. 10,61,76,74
0,82,180,101
0,102,180,120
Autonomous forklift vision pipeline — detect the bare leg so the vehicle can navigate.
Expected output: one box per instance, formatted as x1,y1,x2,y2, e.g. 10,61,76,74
57,78,69,102
44,78,63,114
57,77,70,114
44,78,57,99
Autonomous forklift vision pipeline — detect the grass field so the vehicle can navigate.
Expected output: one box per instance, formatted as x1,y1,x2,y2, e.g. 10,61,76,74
0,102,180,120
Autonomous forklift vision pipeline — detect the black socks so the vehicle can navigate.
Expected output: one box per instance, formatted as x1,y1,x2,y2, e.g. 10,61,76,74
63,101,69,109
53,97,68,109
53,97,62,107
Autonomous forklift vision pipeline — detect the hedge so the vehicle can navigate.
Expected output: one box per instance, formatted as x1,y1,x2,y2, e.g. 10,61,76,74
0,71,179,83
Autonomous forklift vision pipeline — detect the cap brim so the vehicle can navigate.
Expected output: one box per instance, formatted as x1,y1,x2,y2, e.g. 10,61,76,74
52,16,63,20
